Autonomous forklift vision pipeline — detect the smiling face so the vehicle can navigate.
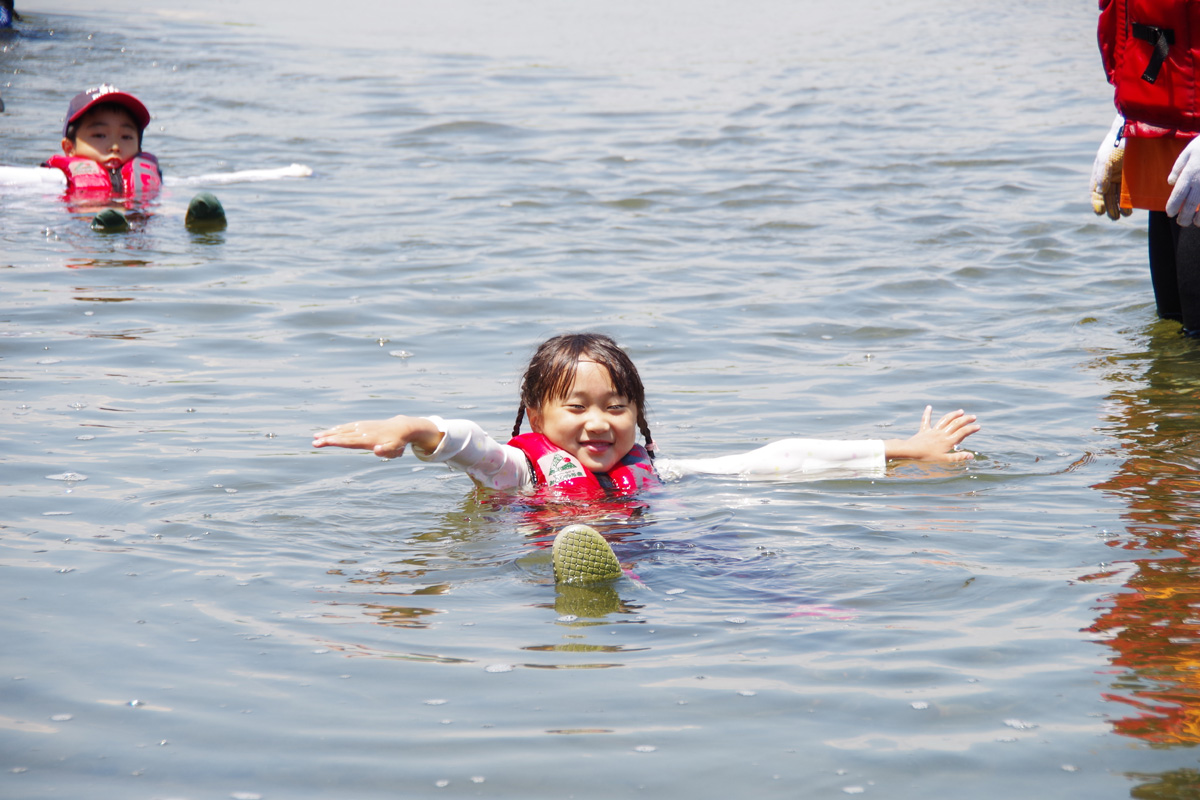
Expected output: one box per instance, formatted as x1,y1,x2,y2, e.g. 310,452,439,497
527,358,638,475
61,106,141,170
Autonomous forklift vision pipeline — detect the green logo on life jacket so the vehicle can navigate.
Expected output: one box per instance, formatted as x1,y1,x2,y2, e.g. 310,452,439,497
541,452,587,485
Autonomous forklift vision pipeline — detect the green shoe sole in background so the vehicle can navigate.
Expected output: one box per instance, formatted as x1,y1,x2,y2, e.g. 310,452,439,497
90,208,129,233
186,192,227,231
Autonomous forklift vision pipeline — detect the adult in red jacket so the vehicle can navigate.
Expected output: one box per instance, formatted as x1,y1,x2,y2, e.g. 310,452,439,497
1095,0,1200,336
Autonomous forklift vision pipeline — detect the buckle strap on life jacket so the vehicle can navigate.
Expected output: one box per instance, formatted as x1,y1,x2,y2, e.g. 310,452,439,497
1133,23,1175,84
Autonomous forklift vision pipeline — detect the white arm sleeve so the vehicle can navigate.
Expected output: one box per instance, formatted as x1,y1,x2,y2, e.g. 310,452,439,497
658,438,886,480
411,416,534,491
0,166,67,187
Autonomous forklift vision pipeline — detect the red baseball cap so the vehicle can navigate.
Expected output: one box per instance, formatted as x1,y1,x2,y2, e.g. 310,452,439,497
63,84,151,136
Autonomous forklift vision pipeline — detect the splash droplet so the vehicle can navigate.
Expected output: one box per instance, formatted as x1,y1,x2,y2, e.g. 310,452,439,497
1003,719,1038,730
45,473,87,482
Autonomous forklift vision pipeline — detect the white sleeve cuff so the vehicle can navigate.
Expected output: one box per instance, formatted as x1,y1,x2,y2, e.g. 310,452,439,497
412,416,533,491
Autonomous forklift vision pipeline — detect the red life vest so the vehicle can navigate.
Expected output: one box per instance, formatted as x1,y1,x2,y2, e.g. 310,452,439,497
508,433,658,498
1099,0,1200,137
43,153,163,198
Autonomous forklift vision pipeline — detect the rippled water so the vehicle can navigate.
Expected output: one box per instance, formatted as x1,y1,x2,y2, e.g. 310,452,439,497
4,1,1200,798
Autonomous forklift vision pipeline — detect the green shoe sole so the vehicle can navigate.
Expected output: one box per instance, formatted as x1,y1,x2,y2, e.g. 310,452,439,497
552,524,622,584
185,192,227,231
91,208,129,233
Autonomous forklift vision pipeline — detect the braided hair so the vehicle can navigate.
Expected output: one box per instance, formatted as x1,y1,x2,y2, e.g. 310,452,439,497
511,332,655,458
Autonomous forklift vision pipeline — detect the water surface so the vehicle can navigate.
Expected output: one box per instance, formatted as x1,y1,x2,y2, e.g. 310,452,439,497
2,1,1197,798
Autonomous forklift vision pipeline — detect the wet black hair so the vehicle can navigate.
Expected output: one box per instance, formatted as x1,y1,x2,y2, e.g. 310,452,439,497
63,101,144,147
511,332,655,458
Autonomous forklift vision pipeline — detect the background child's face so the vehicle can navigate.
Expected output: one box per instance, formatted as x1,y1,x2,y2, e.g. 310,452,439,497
528,358,638,475
61,107,140,169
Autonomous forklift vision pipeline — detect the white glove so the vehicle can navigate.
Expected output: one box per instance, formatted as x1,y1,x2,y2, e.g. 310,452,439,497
1167,135,1200,226
1091,114,1130,221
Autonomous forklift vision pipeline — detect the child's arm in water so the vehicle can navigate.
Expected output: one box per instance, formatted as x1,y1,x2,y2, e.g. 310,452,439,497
312,415,444,459
882,406,979,463
660,405,979,479
313,416,534,491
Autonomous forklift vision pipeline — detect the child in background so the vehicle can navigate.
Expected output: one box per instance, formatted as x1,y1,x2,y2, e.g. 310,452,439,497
313,332,981,581
0,1,14,112
0,1,18,30
42,85,226,232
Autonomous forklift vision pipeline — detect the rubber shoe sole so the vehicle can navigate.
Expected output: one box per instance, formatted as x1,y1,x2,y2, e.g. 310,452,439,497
185,192,227,231
552,524,621,583
91,208,129,233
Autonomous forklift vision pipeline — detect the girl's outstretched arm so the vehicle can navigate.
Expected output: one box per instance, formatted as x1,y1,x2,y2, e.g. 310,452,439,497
312,415,444,459
884,406,980,462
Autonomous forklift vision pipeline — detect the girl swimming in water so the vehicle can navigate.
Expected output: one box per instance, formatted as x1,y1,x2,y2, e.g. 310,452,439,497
311,332,981,495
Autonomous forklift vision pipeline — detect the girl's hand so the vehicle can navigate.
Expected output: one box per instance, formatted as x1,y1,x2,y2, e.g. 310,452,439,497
312,415,444,459
885,405,980,463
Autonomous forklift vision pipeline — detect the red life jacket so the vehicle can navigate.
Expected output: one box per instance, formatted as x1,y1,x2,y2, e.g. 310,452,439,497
42,153,163,198
508,433,658,499
1099,0,1200,137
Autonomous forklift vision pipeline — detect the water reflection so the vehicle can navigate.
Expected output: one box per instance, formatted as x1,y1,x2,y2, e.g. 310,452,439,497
54,203,225,262
350,602,442,629
549,580,641,620
65,257,152,270
1087,323,1200,756
1128,768,1200,799
324,490,656,634
506,495,656,548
